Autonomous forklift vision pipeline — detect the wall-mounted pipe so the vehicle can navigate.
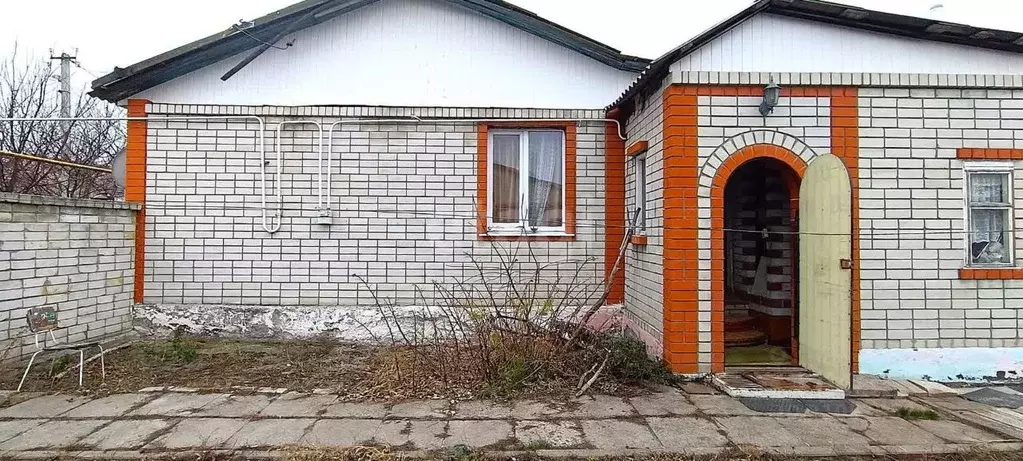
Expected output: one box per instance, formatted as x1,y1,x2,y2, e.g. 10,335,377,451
0,115,280,234
269,120,324,233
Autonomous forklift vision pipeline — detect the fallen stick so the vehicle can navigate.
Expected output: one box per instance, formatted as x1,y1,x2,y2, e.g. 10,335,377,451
575,353,609,398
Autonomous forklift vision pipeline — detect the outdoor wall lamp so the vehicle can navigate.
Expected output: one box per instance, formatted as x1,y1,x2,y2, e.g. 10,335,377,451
758,78,782,116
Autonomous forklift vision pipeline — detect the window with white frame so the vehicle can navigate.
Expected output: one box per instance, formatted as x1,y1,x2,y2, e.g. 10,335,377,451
634,155,647,234
488,129,566,233
965,163,1014,266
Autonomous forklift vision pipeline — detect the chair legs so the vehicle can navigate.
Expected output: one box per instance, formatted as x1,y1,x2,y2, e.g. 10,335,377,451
17,344,107,392
17,350,43,392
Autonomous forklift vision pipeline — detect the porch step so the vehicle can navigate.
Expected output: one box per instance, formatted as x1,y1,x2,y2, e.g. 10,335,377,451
710,367,846,400
724,329,768,347
724,313,757,332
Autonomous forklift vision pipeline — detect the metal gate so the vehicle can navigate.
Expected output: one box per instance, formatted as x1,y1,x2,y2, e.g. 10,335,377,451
798,153,853,389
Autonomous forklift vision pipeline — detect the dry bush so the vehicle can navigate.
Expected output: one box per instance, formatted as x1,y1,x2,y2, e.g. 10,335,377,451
354,212,669,399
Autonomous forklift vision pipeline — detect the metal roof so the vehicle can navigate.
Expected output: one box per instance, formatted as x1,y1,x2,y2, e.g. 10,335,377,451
89,0,651,103
609,0,1023,112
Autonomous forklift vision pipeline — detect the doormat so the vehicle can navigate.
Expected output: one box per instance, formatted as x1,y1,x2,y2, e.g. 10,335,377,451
963,387,1023,409
738,398,857,414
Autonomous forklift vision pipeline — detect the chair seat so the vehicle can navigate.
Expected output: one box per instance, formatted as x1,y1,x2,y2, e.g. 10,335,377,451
41,342,100,351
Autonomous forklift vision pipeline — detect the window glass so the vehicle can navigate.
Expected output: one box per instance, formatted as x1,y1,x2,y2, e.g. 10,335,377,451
491,134,520,224
527,131,564,228
968,171,1012,265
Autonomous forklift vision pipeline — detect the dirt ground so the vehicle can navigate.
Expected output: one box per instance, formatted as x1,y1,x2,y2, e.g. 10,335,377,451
0,338,378,397
0,337,655,401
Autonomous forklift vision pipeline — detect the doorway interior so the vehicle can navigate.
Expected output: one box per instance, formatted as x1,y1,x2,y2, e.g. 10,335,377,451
722,158,801,366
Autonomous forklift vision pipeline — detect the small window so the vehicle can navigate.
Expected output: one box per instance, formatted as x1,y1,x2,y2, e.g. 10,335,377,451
488,129,566,233
634,155,647,234
965,163,1014,266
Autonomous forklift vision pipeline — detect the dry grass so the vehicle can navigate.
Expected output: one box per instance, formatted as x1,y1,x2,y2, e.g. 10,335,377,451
0,336,662,401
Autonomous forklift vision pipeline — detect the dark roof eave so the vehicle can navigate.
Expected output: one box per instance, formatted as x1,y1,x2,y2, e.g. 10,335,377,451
90,0,651,102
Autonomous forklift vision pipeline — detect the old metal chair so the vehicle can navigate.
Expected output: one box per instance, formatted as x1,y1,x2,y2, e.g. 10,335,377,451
17,306,105,391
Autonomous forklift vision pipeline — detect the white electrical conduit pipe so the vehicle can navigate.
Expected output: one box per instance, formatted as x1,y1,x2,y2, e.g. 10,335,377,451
320,117,626,220
267,120,324,233
0,115,282,234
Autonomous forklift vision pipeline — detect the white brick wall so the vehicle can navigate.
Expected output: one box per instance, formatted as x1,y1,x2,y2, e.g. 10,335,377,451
0,193,136,361
858,87,1023,349
623,79,669,348
142,104,608,308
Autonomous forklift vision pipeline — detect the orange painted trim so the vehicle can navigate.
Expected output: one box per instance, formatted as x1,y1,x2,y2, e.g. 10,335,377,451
627,140,649,157
957,148,1023,160
125,98,150,304
659,84,862,375
710,144,807,373
661,85,701,373
630,235,648,246
959,268,1023,279
605,109,626,304
829,87,861,375
476,121,577,242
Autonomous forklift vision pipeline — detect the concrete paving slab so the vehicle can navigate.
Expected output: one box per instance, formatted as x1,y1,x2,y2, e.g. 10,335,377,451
850,375,901,398
388,400,449,419
225,418,315,449
689,395,760,416
258,394,337,417
373,420,413,447
854,416,946,446
776,416,872,448
300,419,383,447
715,416,802,447
919,396,991,412
194,394,273,417
628,391,697,416
912,419,1009,443
321,401,389,419
79,419,172,450
0,419,45,444
908,380,957,396
406,419,447,450
62,394,156,418
680,382,717,395
0,419,108,450
514,421,584,448
561,395,634,418
582,419,662,450
148,418,246,449
964,387,1023,409
453,400,513,419
951,408,1023,440
446,420,513,448
128,393,229,416
856,398,932,415
510,400,562,419
647,417,728,450
0,394,91,418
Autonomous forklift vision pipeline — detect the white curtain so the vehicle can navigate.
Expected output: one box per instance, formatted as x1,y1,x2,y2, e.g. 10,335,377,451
527,132,563,228
970,174,1009,263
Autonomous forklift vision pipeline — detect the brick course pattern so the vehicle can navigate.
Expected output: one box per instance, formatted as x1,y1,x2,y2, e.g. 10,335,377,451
140,104,609,307
857,88,1023,349
0,193,137,360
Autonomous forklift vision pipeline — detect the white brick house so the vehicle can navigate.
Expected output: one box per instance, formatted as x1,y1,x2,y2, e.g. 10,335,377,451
90,0,1023,384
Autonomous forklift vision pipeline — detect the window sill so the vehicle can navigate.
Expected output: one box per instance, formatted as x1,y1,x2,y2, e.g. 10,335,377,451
631,234,648,246
478,232,575,242
958,267,1023,280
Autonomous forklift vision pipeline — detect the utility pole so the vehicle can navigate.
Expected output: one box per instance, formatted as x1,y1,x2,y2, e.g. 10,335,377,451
49,51,77,117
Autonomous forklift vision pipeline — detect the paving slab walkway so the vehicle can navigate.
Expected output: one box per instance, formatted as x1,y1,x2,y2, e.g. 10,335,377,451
0,387,1020,459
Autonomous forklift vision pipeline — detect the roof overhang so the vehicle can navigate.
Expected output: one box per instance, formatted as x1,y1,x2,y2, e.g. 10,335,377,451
609,0,1023,112
89,0,651,103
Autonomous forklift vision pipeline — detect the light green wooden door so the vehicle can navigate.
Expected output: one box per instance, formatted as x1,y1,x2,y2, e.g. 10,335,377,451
798,153,853,389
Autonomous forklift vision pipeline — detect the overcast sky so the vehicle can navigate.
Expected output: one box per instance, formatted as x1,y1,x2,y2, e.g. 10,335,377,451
2,0,1022,90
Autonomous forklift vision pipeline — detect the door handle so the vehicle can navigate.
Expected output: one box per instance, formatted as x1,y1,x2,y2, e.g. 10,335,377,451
840,259,852,270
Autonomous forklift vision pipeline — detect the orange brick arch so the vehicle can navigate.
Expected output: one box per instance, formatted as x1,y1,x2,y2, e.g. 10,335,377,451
709,143,808,372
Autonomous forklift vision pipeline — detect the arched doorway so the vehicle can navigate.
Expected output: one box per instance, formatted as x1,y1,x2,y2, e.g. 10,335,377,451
718,156,803,367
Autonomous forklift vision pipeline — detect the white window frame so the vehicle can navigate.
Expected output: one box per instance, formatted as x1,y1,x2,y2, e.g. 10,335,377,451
634,154,647,235
486,128,568,235
963,161,1015,267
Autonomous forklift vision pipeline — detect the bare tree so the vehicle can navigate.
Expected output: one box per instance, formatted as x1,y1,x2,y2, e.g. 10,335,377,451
0,44,123,198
